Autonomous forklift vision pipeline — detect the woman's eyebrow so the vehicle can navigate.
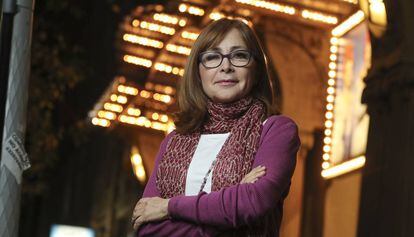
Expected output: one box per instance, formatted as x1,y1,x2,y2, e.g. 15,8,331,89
209,46,247,52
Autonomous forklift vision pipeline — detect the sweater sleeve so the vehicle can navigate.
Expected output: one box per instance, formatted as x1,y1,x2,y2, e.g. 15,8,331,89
167,117,301,228
136,131,221,237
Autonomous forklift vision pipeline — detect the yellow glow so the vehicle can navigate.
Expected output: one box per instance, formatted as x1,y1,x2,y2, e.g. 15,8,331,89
330,54,337,61
369,0,387,26
153,13,186,26
132,19,140,27
123,55,152,68
140,90,151,98
332,10,365,37
166,44,191,55
327,87,335,95
97,110,116,120
329,62,337,70
131,146,146,183
323,153,330,160
178,4,205,16
139,21,175,35
325,129,332,136
235,0,296,15
323,145,331,152
328,79,336,86
324,136,332,144
327,95,335,103
92,117,111,127
325,111,334,119
330,45,338,53
322,156,366,179
181,31,199,40
116,95,127,104
301,10,338,25
127,108,141,116
326,103,334,111
322,161,330,169
329,70,337,78
104,102,123,113
123,34,164,49
152,112,160,120
155,63,184,76
210,12,225,21
117,85,138,95
325,120,333,128
330,37,339,45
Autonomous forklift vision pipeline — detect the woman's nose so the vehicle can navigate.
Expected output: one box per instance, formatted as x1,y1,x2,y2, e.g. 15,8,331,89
220,57,233,72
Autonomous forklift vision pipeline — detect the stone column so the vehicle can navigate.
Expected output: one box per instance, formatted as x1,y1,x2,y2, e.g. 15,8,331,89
357,0,414,236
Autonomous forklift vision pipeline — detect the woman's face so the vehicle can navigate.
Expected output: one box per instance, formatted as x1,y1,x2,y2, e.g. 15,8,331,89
198,28,255,103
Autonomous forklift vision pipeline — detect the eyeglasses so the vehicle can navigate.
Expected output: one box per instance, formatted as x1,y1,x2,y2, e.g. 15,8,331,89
198,50,252,69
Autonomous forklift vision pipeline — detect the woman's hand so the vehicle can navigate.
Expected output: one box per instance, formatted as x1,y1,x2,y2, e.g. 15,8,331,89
240,165,266,184
131,197,170,231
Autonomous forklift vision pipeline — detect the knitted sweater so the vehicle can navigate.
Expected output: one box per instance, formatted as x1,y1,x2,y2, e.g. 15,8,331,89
136,115,301,237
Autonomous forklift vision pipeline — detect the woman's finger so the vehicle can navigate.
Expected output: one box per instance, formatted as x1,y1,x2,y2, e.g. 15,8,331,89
133,216,145,230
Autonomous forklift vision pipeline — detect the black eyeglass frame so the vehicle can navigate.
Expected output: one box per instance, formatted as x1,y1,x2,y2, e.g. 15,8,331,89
198,50,254,69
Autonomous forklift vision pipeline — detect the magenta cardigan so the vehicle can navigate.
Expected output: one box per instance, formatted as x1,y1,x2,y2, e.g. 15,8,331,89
136,115,301,237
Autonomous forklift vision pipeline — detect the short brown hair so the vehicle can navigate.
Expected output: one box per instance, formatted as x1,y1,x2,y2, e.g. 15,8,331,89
174,18,279,134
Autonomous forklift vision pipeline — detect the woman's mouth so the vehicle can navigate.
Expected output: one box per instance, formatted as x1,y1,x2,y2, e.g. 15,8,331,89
216,80,238,86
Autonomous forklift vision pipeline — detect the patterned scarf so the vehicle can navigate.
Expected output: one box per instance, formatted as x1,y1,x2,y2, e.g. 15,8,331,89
156,96,265,198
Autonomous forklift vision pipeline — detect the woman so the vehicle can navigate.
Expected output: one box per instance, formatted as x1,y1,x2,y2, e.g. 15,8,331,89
131,18,300,236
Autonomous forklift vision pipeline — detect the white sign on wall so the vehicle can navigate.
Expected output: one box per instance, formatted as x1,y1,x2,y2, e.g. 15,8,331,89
50,225,95,237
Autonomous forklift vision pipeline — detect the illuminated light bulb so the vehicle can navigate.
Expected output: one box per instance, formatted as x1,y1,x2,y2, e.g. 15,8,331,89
118,85,125,93
160,115,169,123
210,12,225,20
330,45,338,53
329,70,337,78
328,79,336,86
326,103,334,111
321,156,366,179
235,0,296,15
152,113,160,120
329,62,337,70
327,87,335,94
332,10,365,37
132,19,140,27
110,94,118,102
164,86,174,95
179,4,187,12
325,111,333,119
179,19,187,27
323,145,331,153
322,161,330,169
124,87,138,96
140,90,151,98
98,110,116,120
123,55,152,68
144,120,152,128
330,54,337,61
104,102,123,113
325,120,333,128
92,117,110,127
139,21,176,35
122,34,164,49
137,117,146,126
324,136,332,144
181,31,199,40
323,153,330,160
117,95,127,104
327,95,335,103
330,37,339,45
132,154,142,165
127,108,141,116
301,10,338,24
325,129,332,136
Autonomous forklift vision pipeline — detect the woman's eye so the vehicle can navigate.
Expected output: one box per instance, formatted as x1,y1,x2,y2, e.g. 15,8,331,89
232,52,249,59
204,54,220,61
